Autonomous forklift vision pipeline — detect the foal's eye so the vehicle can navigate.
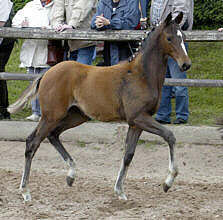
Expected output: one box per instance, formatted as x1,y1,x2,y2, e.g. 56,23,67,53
167,37,172,42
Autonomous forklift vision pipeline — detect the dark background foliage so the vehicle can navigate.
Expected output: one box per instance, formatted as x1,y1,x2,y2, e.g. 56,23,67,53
11,0,223,30
193,0,223,29
12,0,30,14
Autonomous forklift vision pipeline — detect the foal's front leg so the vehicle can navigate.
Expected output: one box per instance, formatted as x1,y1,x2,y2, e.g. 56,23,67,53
134,112,178,192
114,126,142,200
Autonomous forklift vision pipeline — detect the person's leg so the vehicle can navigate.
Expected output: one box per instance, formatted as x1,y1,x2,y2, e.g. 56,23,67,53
0,80,10,119
140,0,148,19
27,67,49,120
168,57,189,123
0,40,14,119
118,42,132,62
155,65,172,124
76,46,95,65
68,50,78,61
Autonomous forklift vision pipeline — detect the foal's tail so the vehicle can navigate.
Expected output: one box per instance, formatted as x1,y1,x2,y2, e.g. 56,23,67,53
7,76,43,114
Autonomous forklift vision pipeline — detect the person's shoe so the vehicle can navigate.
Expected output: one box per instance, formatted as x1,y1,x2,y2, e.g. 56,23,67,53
26,114,40,122
0,113,5,120
0,112,10,120
155,119,171,124
173,118,187,124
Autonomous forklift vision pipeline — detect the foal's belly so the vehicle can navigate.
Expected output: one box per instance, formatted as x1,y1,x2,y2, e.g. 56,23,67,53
76,100,123,122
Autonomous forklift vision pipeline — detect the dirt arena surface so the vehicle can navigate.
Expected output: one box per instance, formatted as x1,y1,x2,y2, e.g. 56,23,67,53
0,140,223,219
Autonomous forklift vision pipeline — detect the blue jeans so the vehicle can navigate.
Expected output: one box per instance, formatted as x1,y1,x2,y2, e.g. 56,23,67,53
76,46,95,65
65,46,95,65
67,46,95,65
155,44,189,123
140,0,149,18
27,67,50,116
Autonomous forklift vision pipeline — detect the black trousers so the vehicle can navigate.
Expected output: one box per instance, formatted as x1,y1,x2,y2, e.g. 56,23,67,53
0,39,15,114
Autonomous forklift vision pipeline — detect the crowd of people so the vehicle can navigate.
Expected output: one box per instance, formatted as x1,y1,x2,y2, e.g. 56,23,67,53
0,0,199,125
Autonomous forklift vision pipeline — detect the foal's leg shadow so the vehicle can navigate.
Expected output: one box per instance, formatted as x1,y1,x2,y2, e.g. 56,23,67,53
47,106,90,187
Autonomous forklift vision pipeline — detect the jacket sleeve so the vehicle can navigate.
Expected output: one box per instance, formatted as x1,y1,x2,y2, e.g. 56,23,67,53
69,0,96,28
91,0,106,30
50,0,65,27
110,0,140,30
172,0,189,29
12,8,24,27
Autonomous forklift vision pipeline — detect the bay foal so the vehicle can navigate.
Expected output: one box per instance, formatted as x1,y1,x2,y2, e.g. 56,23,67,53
8,13,191,201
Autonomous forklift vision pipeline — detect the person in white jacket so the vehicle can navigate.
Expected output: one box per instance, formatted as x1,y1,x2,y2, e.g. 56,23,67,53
12,0,54,121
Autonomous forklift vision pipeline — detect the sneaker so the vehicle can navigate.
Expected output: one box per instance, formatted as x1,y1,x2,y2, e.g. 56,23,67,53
26,114,40,122
155,119,171,124
173,118,187,124
0,112,10,120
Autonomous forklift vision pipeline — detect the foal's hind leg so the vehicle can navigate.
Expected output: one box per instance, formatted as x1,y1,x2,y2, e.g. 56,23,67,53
20,119,57,201
114,126,142,200
134,112,178,192
47,106,90,187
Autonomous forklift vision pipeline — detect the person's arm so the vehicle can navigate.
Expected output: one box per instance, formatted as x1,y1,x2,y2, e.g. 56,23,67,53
91,0,106,30
69,0,96,28
12,9,25,28
50,0,65,28
109,0,140,30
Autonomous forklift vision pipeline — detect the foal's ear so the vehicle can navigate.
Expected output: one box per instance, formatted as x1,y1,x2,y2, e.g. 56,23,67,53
174,12,183,25
164,13,172,26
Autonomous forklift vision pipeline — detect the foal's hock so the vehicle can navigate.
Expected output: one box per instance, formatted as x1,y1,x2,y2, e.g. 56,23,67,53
8,12,191,201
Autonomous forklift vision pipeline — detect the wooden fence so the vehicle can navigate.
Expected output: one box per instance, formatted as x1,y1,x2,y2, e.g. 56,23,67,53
1,27,223,87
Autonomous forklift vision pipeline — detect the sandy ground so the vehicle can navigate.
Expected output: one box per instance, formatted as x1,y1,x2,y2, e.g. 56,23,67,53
0,140,223,219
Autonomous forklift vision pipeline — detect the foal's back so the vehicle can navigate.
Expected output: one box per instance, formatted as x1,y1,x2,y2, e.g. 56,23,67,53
38,61,141,122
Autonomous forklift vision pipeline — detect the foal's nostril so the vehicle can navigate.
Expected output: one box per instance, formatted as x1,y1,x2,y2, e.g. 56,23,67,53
182,63,191,71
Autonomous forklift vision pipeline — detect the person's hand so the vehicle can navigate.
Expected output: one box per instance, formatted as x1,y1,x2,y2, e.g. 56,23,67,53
55,24,73,32
218,28,223,32
95,15,110,28
21,17,29,27
140,18,147,30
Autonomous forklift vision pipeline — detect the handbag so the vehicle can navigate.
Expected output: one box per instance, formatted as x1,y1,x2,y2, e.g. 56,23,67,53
47,40,65,66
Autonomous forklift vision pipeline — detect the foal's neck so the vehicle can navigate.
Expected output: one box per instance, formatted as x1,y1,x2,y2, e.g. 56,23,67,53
140,32,168,87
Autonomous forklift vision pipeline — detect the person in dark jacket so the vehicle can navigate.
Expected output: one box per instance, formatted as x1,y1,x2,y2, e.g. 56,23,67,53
91,0,140,66
0,0,15,120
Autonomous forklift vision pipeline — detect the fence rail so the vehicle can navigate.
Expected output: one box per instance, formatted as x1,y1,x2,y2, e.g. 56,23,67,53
1,27,223,87
1,27,223,42
1,72,223,87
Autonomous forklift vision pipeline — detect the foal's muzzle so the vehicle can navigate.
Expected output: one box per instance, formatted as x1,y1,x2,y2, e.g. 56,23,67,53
181,62,191,72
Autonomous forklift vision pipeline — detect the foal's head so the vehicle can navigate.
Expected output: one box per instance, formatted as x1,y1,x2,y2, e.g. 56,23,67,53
151,12,191,72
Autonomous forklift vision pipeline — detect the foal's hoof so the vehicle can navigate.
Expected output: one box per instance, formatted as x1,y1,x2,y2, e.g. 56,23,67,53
66,176,74,187
118,193,128,201
21,190,32,202
114,188,128,200
163,183,170,193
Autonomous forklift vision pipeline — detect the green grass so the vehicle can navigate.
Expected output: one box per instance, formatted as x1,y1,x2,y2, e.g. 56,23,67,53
6,40,31,120
5,40,223,125
187,42,223,125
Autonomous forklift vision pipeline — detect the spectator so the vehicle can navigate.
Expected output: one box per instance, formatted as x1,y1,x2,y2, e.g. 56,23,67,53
91,0,140,66
151,0,194,124
12,0,54,121
50,0,97,65
0,0,15,120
